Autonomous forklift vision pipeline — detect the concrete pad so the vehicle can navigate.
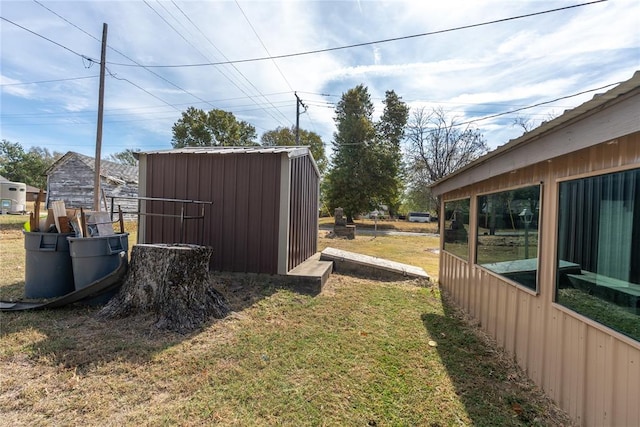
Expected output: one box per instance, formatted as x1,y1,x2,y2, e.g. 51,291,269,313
320,247,429,281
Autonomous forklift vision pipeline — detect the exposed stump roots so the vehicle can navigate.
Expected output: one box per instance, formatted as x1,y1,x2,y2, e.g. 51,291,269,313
98,244,230,333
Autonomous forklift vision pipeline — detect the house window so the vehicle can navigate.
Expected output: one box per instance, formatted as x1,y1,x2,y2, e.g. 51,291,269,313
476,185,541,291
556,168,640,341
443,198,470,260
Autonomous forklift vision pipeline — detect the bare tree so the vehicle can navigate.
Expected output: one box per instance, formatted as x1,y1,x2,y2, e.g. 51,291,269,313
405,107,488,215
512,115,534,133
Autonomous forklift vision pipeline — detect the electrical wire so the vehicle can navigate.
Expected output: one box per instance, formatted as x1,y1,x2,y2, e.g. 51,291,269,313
168,0,292,126
0,76,99,86
234,0,294,92
0,16,96,62
105,1,607,68
29,0,245,116
459,81,622,127
105,68,181,111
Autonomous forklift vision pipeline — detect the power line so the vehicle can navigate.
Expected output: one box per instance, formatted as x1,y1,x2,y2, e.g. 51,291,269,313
105,68,181,111
0,75,98,86
106,1,607,68
0,16,96,62
32,0,96,40
29,1,229,113
331,80,624,146
1,92,295,119
460,81,622,127
234,0,294,92
168,0,292,126
141,0,290,126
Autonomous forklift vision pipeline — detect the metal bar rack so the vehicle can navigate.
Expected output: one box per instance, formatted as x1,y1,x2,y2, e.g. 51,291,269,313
108,195,213,244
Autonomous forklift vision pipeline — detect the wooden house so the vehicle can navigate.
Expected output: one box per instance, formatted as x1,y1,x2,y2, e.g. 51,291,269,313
45,151,138,214
431,71,640,426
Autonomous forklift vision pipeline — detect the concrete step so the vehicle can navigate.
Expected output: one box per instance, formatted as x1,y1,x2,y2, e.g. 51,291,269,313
286,252,333,294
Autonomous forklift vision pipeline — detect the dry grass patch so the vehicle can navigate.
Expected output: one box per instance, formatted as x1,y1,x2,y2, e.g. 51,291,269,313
319,216,439,234
1,217,573,426
318,232,440,280
0,272,573,426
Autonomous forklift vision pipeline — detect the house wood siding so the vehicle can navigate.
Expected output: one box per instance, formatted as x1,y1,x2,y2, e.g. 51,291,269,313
46,152,138,215
439,133,640,426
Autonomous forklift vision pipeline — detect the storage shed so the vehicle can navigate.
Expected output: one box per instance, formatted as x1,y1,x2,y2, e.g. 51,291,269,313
431,71,640,427
136,146,320,275
45,151,138,214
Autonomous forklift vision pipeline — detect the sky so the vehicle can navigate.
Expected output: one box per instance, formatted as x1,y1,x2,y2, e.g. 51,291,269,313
1,0,639,161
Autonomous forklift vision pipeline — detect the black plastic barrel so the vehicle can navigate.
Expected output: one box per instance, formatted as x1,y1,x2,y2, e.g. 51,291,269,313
24,231,76,298
67,233,129,305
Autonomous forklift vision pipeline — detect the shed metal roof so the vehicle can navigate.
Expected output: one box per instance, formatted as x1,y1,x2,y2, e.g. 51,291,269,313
431,70,640,196
138,145,320,176
139,146,310,157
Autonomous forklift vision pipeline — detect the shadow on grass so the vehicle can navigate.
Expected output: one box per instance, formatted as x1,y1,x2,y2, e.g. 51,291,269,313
421,298,559,426
0,272,289,375
0,281,25,300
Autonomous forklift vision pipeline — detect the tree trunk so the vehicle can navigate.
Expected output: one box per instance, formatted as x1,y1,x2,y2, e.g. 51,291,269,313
97,244,229,333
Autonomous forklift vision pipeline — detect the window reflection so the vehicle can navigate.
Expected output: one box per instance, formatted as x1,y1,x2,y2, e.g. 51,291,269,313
556,168,640,341
443,199,470,260
476,185,541,290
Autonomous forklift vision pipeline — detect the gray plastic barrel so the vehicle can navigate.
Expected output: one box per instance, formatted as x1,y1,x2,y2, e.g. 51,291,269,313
67,233,129,305
24,231,76,298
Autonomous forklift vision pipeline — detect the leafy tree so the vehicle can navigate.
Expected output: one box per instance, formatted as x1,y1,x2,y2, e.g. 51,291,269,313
405,107,488,216
108,148,140,166
261,126,328,174
401,185,436,214
172,107,257,148
324,85,407,222
0,140,61,189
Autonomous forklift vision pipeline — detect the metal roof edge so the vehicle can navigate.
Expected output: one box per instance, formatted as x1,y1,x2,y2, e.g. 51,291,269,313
138,146,321,177
430,70,640,195
286,146,321,177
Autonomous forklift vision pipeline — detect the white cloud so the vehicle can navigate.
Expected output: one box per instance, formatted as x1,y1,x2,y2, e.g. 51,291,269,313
0,0,638,156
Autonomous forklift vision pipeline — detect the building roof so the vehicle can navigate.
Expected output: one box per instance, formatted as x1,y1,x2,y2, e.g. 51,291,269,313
138,146,320,176
0,174,44,192
431,70,640,196
46,151,138,184
26,184,44,193
139,145,311,157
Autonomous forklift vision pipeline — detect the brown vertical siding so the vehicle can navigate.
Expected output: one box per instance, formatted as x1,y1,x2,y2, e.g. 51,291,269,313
439,134,640,427
142,152,281,274
288,155,319,270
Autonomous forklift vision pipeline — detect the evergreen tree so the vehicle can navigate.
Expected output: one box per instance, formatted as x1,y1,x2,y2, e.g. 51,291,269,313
325,85,375,222
375,90,409,216
325,85,408,222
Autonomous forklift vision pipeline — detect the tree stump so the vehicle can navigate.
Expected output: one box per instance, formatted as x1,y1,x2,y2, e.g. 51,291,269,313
97,244,229,333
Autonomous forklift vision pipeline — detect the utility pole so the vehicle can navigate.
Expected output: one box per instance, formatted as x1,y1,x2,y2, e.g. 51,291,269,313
93,23,107,211
295,92,307,145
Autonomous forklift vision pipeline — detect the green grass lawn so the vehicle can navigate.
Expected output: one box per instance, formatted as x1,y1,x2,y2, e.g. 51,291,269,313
0,214,572,426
